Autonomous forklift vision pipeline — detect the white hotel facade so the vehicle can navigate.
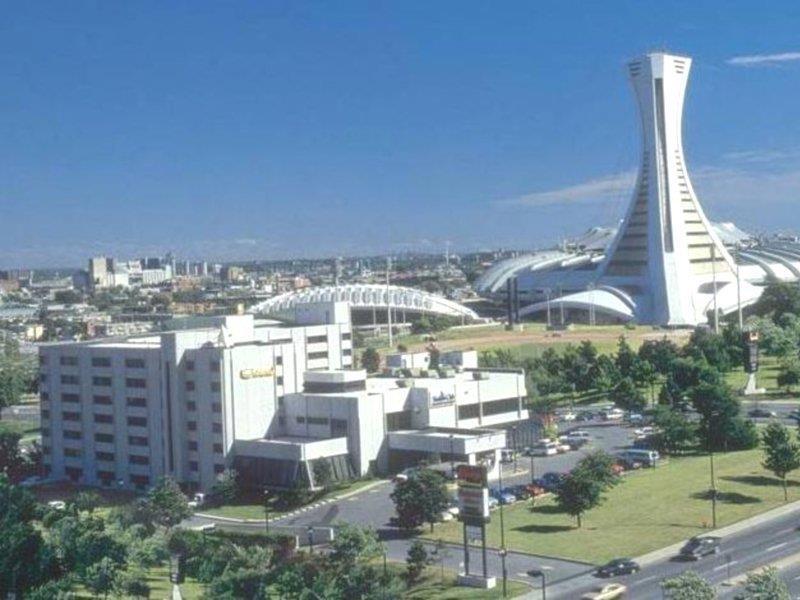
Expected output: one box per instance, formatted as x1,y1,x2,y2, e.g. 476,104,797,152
39,303,526,493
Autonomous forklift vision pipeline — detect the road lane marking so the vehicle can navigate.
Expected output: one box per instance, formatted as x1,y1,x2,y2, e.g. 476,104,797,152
636,575,657,584
767,542,789,552
714,560,738,572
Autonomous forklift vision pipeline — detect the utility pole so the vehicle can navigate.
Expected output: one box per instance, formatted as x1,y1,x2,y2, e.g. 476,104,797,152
736,246,743,330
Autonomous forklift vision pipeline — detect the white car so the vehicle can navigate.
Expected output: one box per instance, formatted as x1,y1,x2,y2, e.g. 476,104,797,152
561,411,577,421
47,500,67,511
603,409,625,421
566,430,591,440
634,426,656,437
532,442,559,456
438,510,455,522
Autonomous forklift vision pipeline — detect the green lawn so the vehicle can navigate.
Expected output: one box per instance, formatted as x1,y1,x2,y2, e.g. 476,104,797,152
425,447,791,564
0,418,40,442
73,565,204,599
200,478,383,520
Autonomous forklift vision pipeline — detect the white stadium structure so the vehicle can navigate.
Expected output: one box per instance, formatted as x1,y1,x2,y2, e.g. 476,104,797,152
475,52,800,327
249,283,480,322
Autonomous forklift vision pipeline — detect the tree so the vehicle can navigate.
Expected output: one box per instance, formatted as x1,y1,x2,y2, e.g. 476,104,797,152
406,540,428,584
554,469,603,528
210,469,239,505
735,567,789,599
632,358,658,404
610,377,646,413
390,469,449,532
83,557,118,599
761,423,800,501
142,477,191,530
114,569,151,599
652,406,698,455
661,571,715,600
312,460,334,490
361,347,381,374
0,429,25,482
753,282,800,323
690,382,757,451
328,523,383,568
575,451,620,490
614,336,637,378
777,359,800,393
639,337,679,375
73,491,101,514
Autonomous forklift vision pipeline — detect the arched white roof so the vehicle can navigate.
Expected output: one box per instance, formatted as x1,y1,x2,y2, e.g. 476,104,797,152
248,284,480,321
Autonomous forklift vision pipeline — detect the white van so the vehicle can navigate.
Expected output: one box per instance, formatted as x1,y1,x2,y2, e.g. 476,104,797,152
532,441,559,456
619,449,660,467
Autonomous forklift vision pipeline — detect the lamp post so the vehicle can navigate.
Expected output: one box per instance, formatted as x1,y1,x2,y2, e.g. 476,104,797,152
529,569,547,600
263,489,271,537
307,526,315,554
498,547,508,597
512,426,518,472
709,448,717,528
449,434,455,480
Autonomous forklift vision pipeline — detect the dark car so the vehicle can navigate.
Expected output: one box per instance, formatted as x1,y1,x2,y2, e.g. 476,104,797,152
511,485,532,500
576,411,595,422
596,558,640,577
748,408,777,419
679,536,720,560
537,472,564,492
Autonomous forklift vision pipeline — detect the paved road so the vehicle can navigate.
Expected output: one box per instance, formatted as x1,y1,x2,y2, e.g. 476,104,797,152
549,503,800,599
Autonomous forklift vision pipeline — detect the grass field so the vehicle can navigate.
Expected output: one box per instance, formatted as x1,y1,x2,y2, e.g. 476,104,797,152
73,565,204,599
200,478,381,520
401,566,530,599
425,447,790,564
0,418,40,442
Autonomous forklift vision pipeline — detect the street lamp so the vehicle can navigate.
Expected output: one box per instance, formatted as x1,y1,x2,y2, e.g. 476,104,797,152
263,489,271,537
498,547,508,598
512,426,518,472
449,434,455,480
529,569,547,600
307,526,315,554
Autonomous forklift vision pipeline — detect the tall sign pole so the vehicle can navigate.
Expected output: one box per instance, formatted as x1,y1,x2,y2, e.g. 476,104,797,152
386,257,393,348
456,464,496,589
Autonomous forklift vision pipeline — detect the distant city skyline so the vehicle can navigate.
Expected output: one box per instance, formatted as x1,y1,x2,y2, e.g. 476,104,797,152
3,2,800,268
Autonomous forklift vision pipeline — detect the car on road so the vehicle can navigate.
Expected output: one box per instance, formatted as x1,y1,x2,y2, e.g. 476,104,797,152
678,536,720,560
561,436,589,450
617,448,660,468
601,408,625,421
581,583,627,599
748,408,778,419
633,426,656,437
561,411,577,422
555,440,572,453
576,411,596,422
596,558,640,577
490,489,516,505
566,430,592,440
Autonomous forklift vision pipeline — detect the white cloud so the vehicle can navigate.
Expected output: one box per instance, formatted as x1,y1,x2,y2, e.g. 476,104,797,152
727,52,800,66
496,171,636,207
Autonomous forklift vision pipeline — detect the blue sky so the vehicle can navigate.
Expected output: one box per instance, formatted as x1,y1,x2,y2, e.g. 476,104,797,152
3,1,800,267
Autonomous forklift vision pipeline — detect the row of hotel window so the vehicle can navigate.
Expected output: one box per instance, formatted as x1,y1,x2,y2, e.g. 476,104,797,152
44,412,223,431
56,464,225,486
45,375,149,387
44,393,148,406
44,434,224,455
48,356,148,368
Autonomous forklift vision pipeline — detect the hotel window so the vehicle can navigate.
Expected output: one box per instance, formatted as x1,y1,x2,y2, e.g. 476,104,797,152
60,356,78,366
65,467,83,480
125,358,146,369
129,455,149,465
185,381,195,391
126,397,147,407
188,441,198,451
91,357,111,368
211,403,221,413
61,375,80,385
130,474,150,487
186,360,195,371
307,416,329,426
296,416,306,424
94,414,113,424
307,351,327,360
62,411,81,421
127,416,147,427
342,332,352,340
95,451,115,461
92,376,112,387
41,392,49,402
213,443,223,454
128,436,148,447
64,430,82,440
187,401,197,411
214,464,225,474
39,373,47,383
126,378,147,389
276,356,283,365
61,393,80,403
41,409,50,420
307,334,327,344
39,355,47,365
277,376,284,385
210,381,221,393
64,447,82,458
189,461,199,472
95,433,114,443
209,360,220,373
187,421,197,431
212,423,222,434
93,395,112,405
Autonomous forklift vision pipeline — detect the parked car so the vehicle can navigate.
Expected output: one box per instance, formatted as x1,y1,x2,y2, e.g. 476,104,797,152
493,490,516,505
438,510,455,522
576,411,595,422
188,492,206,509
488,496,500,510
633,426,656,437
510,484,532,500
501,449,517,463
47,500,67,511
532,441,559,456
556,440,572,453
678,536,720,560
581,583,628,600
566,430,592,440
615,457,642,471
610,463,626,476
748,408,777,419
538,472,564,492
617,449,660,468
596,558,640,577
602,408,625,421
561,411,577,422
563,436,589,450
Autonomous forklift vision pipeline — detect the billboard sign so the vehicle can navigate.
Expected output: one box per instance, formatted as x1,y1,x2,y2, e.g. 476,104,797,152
457,464,490,525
